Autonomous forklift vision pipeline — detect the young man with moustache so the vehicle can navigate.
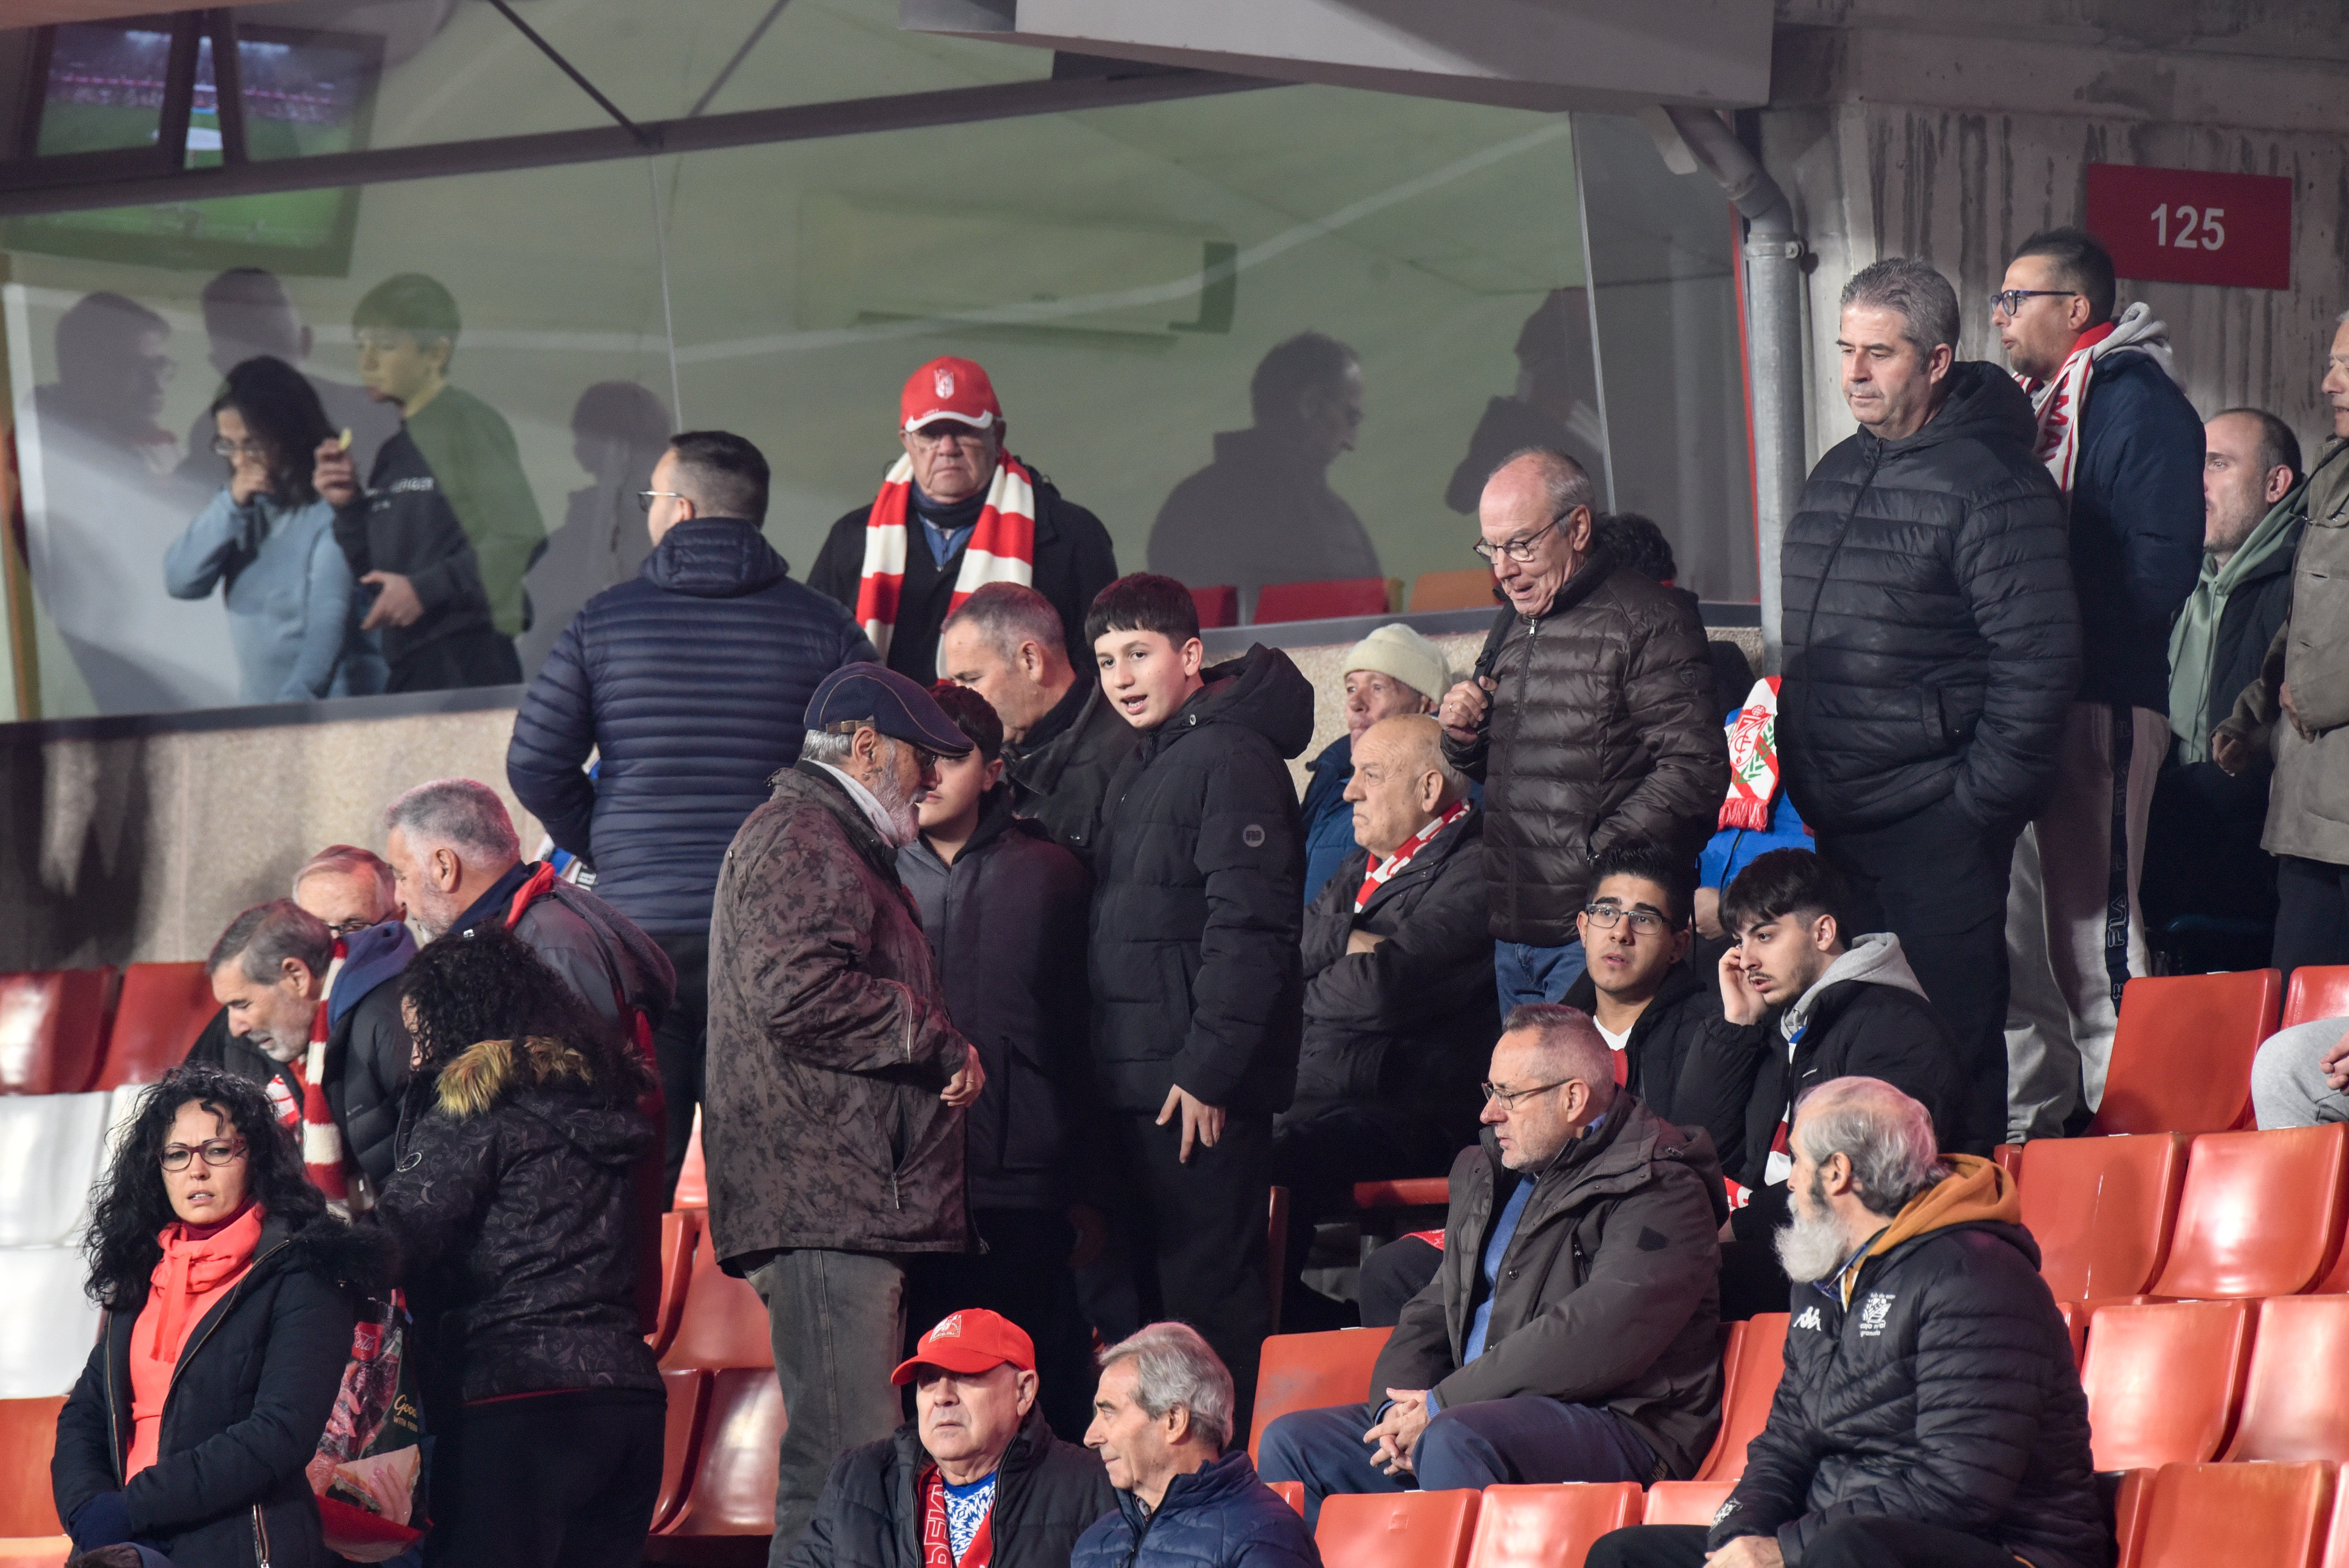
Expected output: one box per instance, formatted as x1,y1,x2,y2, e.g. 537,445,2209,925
1084,573,1313,1427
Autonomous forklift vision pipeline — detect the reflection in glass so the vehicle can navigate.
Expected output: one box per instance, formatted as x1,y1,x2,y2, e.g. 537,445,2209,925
32,24,172,157
518,382,672,675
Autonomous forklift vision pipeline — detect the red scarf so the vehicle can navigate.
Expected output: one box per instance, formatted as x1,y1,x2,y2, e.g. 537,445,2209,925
1353,798,1472,912
920,1465,993,1568
1718,677,1782,832
2017,318,2117,499
852,455,1037,661
303,939,351,1203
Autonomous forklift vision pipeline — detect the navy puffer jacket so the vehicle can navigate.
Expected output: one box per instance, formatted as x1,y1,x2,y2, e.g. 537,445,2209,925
1069,1452,1321,1568
507,517,875,934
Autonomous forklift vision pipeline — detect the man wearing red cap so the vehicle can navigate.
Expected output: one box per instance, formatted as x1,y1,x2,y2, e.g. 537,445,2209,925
786,1309,1114,1568
811,356,1119,685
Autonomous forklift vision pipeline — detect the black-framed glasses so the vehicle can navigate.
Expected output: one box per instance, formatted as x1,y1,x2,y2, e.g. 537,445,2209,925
1480,1077,1572,1109
1583,901,1669,936
1472,514,1565,564
636,490,686,513
1989,289,2078,318
161,1139,245,1172
210,436,269,460
319,915,383,938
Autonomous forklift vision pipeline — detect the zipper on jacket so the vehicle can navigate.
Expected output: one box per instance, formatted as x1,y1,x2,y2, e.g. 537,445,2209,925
166,1239,291,1408
1796,442,1884,739
252,1500,272,1567
103,1320,122,1484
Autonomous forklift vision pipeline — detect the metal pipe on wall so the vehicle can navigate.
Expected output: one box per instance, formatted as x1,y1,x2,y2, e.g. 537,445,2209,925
1663,105,1802,672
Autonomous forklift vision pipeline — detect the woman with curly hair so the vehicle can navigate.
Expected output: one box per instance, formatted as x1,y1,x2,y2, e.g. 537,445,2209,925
374,925,664,1566
163,354,387,703
52,1063,385,1568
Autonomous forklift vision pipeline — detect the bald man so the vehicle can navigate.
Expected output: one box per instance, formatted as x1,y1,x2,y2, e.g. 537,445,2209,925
1258,1004,1724,1521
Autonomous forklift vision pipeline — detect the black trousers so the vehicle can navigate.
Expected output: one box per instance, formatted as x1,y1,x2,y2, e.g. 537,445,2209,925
906,1207,1099,1442
425,1390,663,1568
1271,1099,1460,1330
2276,856,2349,973
1125,1109,1273,1435
387,627,522,693
1814,798,2018,1152
1590,1519,2025,1568
651,929,710,1205
1357,1234,1444,1328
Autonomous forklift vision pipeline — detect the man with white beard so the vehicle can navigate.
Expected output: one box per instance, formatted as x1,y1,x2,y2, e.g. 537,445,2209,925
1589,1078,2102,1568
705,662,989,1561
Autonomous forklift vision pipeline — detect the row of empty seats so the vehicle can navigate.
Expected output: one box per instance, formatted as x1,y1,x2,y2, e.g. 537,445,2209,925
0,961,221,1097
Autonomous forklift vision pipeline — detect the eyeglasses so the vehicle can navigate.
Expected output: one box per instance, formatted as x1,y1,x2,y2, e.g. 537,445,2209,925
907,425,991,450
319,916,382,937
636,490,686,513
1480,1077,1572,1109
1583,902,1670,936
210,437,270,460
1472,515,1565,565
1989,289,2078,319
161,1139,245,1172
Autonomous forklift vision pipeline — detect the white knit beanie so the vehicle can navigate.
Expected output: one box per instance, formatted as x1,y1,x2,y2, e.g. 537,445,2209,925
1342,622,1451,704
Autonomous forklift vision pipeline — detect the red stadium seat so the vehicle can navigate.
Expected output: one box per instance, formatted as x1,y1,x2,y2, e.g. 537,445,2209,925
2092,970,2282,1135
0,969,116,1095
1269,1481,1306,1516
1409,568,1501,612
2130,1461,2331,1568
2322,1463,2349,1568
1993,1143,2026,1180
1190,585,1239,629
1315,1490,1480,1568
651,1367,711,1534
2021,1133,2188,1301
2148,1125,2349,1300
1696,1312,1786,1481
1467,1482,1642,1568
2079,1301,2253,1471
1254,577,1394,623
1249,1328,1392,1459
0,1396,68,1536
96,962,217,1089
1641,1481,1737,1527
2223,1297,2349,1461
647,1368,783,1558
646,1210,702,1360
674,1108,708,1209
658,1220,774,1372
1353,1178,1451,1209
2057,1301,2088,1366
2284,967,2349,1031
2109,1468,2154,1568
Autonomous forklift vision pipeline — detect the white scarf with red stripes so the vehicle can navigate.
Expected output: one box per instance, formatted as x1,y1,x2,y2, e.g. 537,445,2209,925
303,941,351,1208
2016,301,2174,501
852,455,1037,661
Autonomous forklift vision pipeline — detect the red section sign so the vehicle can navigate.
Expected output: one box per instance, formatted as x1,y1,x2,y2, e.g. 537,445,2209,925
2085,164,2292,290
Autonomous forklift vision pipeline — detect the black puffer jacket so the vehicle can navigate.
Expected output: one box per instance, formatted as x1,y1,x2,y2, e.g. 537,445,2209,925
372,1034,661,1409
508,516,876,935
1779,362,2080,835
1070,1451,1319,1568
1444,563,1727,946
1713,1158,2106,1568
1292,804,1493,1141
899,795,1098,1211
1088,645,1313,1116
53,1214,388,1568
784,1404,1116,1568
1561,963,1735,1158
1004,676,1137,867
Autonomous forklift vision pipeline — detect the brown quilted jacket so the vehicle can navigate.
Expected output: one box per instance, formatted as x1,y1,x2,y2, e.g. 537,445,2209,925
704,762,972,1266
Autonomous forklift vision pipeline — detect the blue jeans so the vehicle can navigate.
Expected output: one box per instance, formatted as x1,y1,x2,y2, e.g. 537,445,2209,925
1494,939,1588,1013
1257,1397,1654,1528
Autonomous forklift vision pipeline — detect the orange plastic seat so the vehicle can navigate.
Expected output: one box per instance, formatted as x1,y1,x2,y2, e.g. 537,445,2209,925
0,1397,67,1536
647,1367,783,1554
2079,1300,2252,1471
2223,1297,2349,1461
2321,1462,2349,1568
1315,1489,1481,1568
1249,1327,1392,1459
2092,970,2282,1135
651,1367,711,1534
1696,1312,1786,1481
1409,569,1501,612
646,1210,702,1360
2130,1460,2331,1568
1255,577,1394,623
1353,1178,1451,1210
0,969,116,1095
2021,1133,2188,1301
1993,1143,2026,1180
2056,1301,2088,1366
96,962,217,1089
1641,1481,1737,1527
658,1221,774,1371
2110,1468,2154,1568
673,1108,708,1209
1467,1482,1642,1568
1190,585,1239,629
2284,967,2349,1030
1269,1481,1306,1516
2148,1125,2349,1299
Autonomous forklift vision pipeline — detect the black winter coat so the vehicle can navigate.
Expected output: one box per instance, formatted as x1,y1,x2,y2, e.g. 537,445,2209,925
1779,362,2081,836
899,795,1097,1211
372,1034,661,1409
507,516,877,934
53,1214,385,1568
1292,805,1494,1142
784,1405,1115,1568
1714,1163,2107,1568
1088,646,1312,1116
1561,963,1736,1158
1004,676,1137,867
1444,563,1727,946
811,467,1119,686
330,424,499,675
1069,1451,1320,1568
2067,351,2207,712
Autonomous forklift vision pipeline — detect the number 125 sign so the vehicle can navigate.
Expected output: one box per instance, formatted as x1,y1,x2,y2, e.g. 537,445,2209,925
2085,163,2292,290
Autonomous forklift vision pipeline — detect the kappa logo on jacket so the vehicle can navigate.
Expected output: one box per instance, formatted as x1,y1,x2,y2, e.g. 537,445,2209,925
1792,1306,1824,1332
1857,1292,1895,1337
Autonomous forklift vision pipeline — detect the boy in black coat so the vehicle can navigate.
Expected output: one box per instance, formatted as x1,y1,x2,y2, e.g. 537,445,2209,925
1084,574,1312,1426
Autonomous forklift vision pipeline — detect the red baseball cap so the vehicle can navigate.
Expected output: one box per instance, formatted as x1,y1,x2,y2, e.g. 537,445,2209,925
900,356,1001,433
890,1308,1035,1386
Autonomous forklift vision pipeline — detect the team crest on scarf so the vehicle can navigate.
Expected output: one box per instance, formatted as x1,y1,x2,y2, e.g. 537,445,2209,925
1719,677,1782,833
853,454,1038,660
2016,300,2175,501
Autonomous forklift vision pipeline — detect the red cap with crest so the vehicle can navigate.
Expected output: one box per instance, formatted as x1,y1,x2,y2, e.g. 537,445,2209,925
900,356,1001,433
889,1308,1035,1385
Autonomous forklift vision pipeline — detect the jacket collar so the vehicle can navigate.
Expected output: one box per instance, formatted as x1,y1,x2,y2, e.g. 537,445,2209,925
1344,801,1481,913
643,515,790,597
788,759,907,884
1476,1092,1675,1212
1561,954,1704,1041
1119,1448,1259,1526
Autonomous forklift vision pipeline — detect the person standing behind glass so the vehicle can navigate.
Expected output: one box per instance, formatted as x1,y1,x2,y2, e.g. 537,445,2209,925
164,356,387,704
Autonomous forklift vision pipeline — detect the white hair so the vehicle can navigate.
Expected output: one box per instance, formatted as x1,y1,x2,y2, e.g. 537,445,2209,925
797,728,855,768
1791,1076,1946,1216
1097,1322,1235,1451
383,778,520,863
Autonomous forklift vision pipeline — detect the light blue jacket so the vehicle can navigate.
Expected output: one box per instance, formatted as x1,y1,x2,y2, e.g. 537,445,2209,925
164,488,386,703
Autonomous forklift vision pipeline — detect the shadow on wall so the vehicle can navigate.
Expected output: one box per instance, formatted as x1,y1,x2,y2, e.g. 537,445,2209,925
0,734,153,971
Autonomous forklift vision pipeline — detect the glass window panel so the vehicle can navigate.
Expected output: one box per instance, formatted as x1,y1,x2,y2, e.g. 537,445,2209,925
32,23,173,157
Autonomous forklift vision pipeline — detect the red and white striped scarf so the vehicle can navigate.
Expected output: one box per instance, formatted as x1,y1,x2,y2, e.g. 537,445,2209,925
2016,301,2174,501
1353,798,1473,912
303,939,350,1205
1719,677,1782,832
852,455,1037,662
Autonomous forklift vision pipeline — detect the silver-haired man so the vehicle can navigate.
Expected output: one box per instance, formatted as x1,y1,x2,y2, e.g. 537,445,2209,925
1589,1077,2103,1568
1073,1323,1320,1568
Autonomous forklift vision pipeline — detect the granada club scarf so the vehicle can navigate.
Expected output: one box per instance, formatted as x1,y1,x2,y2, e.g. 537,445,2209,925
2016,301,2175,501
302,937,351,1205
1718,677,1782,833
853,454,1038,662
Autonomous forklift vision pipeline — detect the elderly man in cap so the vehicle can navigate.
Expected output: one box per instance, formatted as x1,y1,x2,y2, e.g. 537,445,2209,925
706,661,992,1561
1298,622,1455,902
788,1308,1116,1568
811,356,1119,685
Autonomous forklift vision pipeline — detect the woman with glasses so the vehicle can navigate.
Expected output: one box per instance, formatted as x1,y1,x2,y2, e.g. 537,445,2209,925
164,355,387,704
53,1063,385,1568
